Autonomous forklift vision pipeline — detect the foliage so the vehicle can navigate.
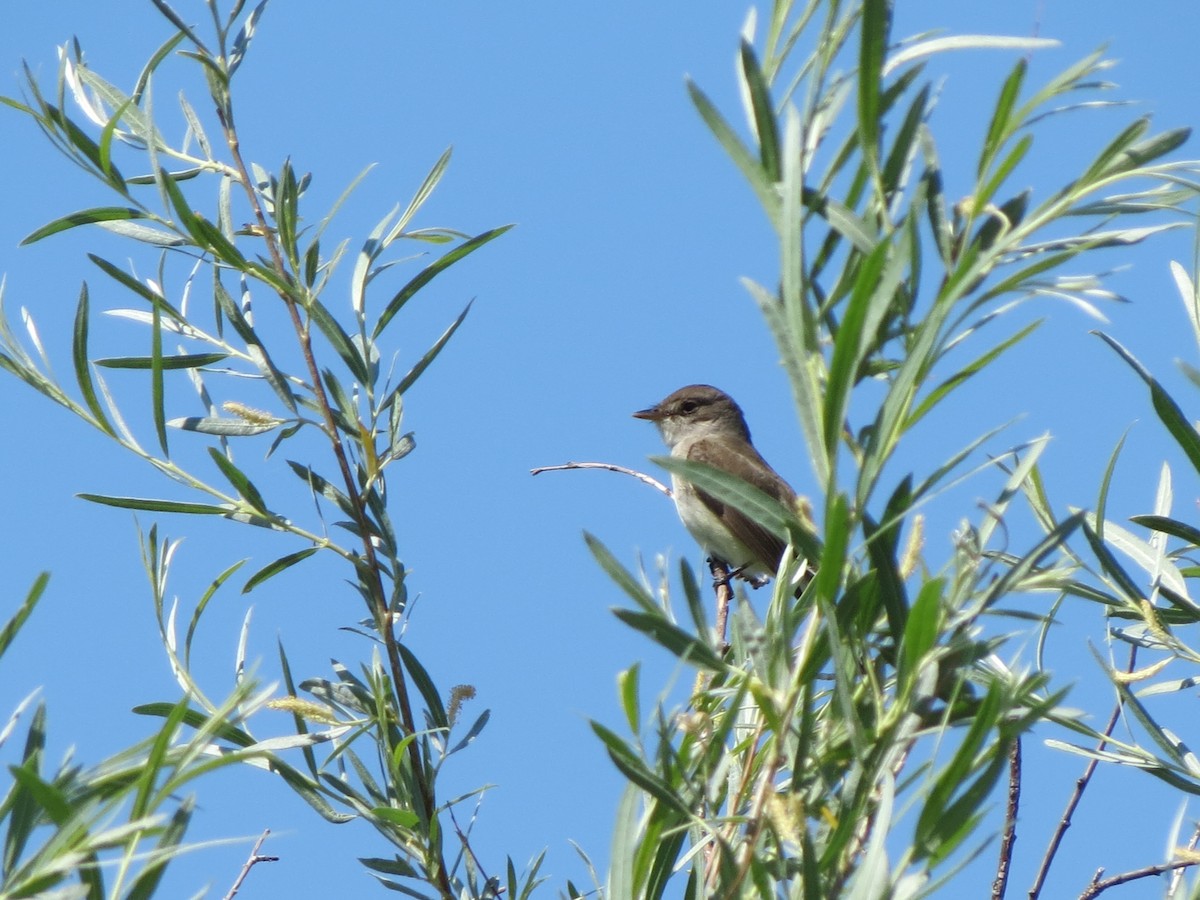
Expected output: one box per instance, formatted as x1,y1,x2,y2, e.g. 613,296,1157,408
1,0,1199,898
0,0,522,896
586,0,1199,897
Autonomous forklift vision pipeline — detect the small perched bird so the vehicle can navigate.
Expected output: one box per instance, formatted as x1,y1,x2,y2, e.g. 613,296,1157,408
634,384,801,582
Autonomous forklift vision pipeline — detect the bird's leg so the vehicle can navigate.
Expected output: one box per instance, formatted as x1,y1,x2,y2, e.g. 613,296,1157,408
728,562,770,589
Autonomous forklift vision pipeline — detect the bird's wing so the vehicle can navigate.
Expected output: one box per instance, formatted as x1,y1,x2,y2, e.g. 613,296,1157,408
686,438,796,571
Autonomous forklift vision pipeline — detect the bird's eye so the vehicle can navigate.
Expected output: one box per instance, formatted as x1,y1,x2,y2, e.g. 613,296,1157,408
680,400,698,414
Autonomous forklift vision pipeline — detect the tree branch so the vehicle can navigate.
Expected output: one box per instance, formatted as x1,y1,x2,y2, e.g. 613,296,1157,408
992,736,1021,900
1078,859,1199,899
530,460,672,498
223,829,277,900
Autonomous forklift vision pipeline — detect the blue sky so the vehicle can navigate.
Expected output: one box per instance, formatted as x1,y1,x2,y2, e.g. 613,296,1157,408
2,2,1200,897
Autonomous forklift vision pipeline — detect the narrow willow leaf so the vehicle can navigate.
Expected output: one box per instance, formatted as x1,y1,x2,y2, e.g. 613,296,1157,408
1132,514,1200,548
96,219,186,246
583,533,657,613
858,0,889,162
208,446,268,512
738,40,780,181
447,709,491,755
389,301,471,401
0,574,48,659
72,283,116,437
618,664,640,734
151,300,167,455
308,298,368,384
21,207,146,245
391,146,452,240
79,494,231,515
908,320,1041,427
688,79,780,220
884,36,1059,77
651,456,822,562
398,644,448,730
978,60,1026,179
613,608,725,671
824,240,890,455
89,254,185,322
95,352,228,369
242,547,319,594
168,416,280,436
1097,332,1200,475
286,460,358,518
372,225,512,339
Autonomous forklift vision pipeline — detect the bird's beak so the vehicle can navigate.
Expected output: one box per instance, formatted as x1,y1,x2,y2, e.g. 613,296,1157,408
632,404,662,421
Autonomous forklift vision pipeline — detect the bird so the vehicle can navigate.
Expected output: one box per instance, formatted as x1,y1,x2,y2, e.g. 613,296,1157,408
633,384,806,584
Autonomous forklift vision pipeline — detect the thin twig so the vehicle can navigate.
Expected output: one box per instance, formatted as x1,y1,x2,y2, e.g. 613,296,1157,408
710,557,734,648
223,829,278,900
992,737,1022,900
213,58,450,898
1029,644,1136,899
530,460,672,498
1078,859,1199,899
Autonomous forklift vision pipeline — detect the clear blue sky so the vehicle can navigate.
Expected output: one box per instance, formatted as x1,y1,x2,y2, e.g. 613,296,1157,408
2,2,1199,897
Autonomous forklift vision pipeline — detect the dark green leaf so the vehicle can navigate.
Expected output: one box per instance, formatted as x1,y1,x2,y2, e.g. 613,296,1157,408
71,283,116,437
78,493,231,515
208,446,268,512
242,547,319,593
398,644,448,730
1097,332,1200,475
21,208,147,245
373,226,512,339
95,352,229,369
739,41,780,181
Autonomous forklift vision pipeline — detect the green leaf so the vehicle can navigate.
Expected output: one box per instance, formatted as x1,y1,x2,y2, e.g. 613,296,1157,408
385,301,471,404
1097,332,1200,475
21,207,148,245
370,806,421,829
978,60,1026,179
151,296,167,455
618,664,640,734
0,574,48,660
308,298,368,385
738,41,780,181
583,533,657,613
89,254,185,322
207,446,268,513
1131,514,1200,548
612,609,725,671
242,547,319,594
286,461,358,518
858,0,891,169
372,226,512,339
651,455,822,563
688,79,780,220
398,644,448,730
95,352,229,369
78,494,231,515
71,283,116,437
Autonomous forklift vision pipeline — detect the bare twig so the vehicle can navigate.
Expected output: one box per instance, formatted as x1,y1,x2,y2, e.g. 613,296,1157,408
224,829,278,900
1078,859,1200,899
1029,645,1136,899
992,737,1022,900
530,460,672,498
